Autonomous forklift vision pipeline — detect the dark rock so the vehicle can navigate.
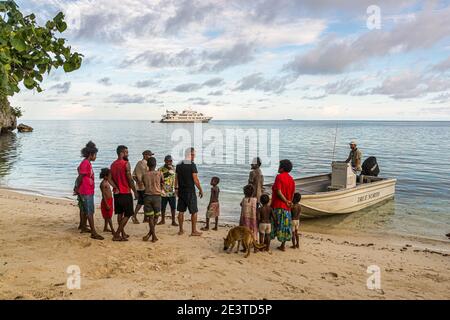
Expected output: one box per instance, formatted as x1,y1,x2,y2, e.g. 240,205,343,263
17,123,33,133
0,96,17,134
446,233,450,239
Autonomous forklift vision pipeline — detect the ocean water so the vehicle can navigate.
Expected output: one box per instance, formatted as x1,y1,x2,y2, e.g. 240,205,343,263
1,120,449,240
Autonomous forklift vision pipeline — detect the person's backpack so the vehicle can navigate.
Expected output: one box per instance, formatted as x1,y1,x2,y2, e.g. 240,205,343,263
361,156,380,177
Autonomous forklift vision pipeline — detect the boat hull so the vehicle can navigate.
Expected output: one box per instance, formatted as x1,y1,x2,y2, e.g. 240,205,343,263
160,118,212,123
266,174,396,218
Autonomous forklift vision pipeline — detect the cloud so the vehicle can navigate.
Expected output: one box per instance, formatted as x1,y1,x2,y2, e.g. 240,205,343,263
370,72,450,99
202,77,224,87
122,42,255,73
135,80,159,88
323,79,361,94
172,77,225,92
121,49,196,69
208,90,223,96
49,82,71,94
302,94,327,100
187,97,210,105
234,73,294,93
173,83,202,92
199,42,255,72
107,94,147,104
165,0,217,34
431,55,450,72
98,77,112,86
284,7,450,75
430,92,450,104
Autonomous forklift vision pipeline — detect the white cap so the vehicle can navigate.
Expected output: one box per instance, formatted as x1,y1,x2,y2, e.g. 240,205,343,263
349,140,357,146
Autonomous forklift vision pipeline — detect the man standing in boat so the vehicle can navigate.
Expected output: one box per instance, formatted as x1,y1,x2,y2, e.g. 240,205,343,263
346,141,362,172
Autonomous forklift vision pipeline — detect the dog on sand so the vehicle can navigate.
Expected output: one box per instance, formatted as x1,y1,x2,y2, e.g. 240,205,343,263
223,226,266,258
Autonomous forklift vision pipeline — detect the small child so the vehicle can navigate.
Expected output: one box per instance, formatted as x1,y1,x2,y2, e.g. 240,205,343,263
142,157,164,242
100,168,115,234
201,177,220,231
257,194,276,252
291,192,302,249
240,184,258,251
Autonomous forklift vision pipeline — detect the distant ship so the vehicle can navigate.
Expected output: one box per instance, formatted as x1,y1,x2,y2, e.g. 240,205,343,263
160,110,213,123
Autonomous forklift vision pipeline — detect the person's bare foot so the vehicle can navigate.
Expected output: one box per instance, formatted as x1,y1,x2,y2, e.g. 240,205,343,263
190,231,202,236
178,230,185,235
171,222,179,227
277,246,286,252
296,244,300,249
200,227,209,231
112,235,123,241
212,227,218,231
104,228,112,233
290,245,296,249
91,233,104,240
143,234,150,241
123,233,130,239
80,227,91,234
157,220,165,225
151,237,159,243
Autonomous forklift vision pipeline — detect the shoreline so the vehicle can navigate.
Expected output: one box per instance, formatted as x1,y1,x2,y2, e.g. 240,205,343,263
0,188,449,300
0,186,448,244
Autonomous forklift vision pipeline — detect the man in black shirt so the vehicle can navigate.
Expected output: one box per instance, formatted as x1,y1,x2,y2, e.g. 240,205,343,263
175,147,204,236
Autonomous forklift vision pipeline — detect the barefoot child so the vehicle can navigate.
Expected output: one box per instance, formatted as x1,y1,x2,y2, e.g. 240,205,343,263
291,192,301,249
257,194,276,251
239,184,258,252
142,157,164,242
201,177,220,231
100,168,115,234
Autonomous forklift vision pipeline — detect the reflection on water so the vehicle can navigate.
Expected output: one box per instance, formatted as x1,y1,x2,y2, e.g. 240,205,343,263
0,133,19,178
0,120,449,239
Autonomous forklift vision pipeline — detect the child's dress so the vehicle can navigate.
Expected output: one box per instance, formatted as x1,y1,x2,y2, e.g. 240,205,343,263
239,197,258,239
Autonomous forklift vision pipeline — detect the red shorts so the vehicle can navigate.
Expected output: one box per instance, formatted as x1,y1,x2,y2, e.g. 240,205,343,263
101,197,114,219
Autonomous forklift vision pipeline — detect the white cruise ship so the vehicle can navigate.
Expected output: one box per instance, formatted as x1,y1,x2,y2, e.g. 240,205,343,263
160,110,213,123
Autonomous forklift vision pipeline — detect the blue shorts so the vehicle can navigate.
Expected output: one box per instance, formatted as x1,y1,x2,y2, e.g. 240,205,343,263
161,196,176,212
78,194,95,215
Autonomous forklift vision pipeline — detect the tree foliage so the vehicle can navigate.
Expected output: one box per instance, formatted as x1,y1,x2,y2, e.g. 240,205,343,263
0,0,82,96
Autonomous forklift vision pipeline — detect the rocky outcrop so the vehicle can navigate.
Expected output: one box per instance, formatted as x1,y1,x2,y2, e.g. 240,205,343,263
0,96,17,134
17,123,33,133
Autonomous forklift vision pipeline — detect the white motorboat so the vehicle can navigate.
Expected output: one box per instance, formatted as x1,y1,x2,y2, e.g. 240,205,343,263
265,162,396,218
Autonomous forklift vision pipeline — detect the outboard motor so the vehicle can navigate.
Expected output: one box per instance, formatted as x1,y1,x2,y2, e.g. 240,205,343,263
361,156,380,177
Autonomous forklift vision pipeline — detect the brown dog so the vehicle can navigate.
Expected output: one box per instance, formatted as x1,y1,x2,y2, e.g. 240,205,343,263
223,226,266,258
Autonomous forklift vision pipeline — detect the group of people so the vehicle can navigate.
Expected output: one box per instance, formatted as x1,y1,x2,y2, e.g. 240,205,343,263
73,140,364,252
239,158,301,252
74,143,205,241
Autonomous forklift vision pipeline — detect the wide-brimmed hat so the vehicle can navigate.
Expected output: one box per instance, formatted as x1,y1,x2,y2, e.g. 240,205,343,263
142,150,154,156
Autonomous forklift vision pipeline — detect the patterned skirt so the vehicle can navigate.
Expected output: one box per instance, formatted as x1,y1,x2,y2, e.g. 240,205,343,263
206,202,220,218
271,208,292,242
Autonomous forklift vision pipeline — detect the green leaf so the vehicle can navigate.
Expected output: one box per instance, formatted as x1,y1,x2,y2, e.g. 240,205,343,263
10,34,27,52
24,77,35,89
56,21,67,33
63,61,75,72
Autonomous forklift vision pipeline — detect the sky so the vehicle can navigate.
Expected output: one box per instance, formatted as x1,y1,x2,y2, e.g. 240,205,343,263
10,0,450,120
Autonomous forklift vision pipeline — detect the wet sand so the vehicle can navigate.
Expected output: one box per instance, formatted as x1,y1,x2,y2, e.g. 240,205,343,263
0,188,449,300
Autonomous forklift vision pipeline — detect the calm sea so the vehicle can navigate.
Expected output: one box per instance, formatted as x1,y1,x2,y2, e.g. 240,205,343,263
1,120,449,240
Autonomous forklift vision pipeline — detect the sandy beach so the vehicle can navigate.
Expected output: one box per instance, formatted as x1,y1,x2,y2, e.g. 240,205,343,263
0,188,449,300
